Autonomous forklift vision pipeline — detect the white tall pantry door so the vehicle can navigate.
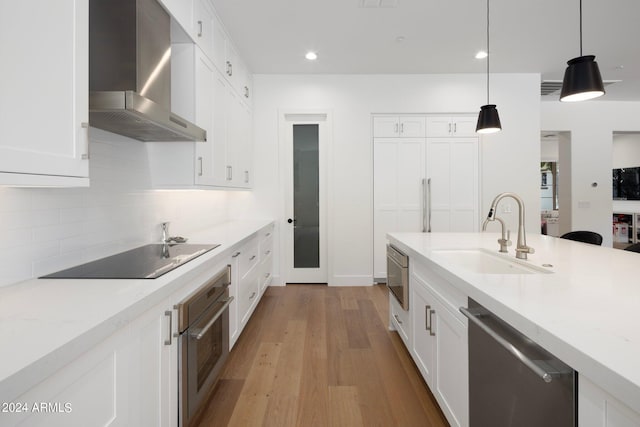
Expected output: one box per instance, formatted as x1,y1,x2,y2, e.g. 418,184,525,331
373,138,425,280
373,115,480,281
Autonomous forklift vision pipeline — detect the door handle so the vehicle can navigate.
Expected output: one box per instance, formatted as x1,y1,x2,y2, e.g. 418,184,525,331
287,218,297,225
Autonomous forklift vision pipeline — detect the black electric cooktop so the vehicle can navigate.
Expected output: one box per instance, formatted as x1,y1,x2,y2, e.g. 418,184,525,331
40,243,220,279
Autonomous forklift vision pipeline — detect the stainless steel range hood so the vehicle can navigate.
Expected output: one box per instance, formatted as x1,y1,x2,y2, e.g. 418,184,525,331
89,0,206,142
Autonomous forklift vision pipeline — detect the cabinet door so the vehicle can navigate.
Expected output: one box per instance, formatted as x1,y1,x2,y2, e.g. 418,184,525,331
411,281,436,388
426,117,454,137
433,298,468,427
194,48,215,185
373,138,425,278
399,116,426,137
373,116,400,137
0,0,89,185
427,137,479,232
211,69,229,185
193,0,215,60
579,375,640,427
451,116,477,137
159,0,194,36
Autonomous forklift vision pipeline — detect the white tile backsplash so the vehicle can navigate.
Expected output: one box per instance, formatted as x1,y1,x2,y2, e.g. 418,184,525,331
0,128,239,287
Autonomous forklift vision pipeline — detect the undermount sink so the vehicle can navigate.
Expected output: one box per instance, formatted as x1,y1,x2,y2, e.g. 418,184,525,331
430,248,552,275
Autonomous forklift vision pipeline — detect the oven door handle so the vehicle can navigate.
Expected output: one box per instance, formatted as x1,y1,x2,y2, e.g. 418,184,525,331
190,297,234,340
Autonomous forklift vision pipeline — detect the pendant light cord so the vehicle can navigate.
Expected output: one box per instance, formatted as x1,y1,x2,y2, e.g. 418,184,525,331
579,0,583,56
486,0,490,104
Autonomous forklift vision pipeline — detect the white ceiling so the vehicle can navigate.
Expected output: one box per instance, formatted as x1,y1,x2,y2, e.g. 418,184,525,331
211,0,640,101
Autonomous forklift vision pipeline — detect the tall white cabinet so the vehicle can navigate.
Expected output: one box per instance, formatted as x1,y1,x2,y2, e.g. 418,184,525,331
0,0,89,186
373,114,479,280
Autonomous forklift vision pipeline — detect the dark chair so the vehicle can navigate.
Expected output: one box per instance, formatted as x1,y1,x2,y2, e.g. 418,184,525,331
624,242,640,253
560,231,603,246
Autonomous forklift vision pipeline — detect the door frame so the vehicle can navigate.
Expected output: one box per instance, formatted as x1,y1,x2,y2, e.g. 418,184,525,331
278,109,333,284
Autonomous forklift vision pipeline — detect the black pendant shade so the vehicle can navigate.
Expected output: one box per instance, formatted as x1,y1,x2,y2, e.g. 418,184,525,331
476,104,502,134
476,0,501,134
560,55,605,102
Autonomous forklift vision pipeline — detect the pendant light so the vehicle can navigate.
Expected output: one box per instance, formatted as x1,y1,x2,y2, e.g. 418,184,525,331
476,0,501,134
559,0,605,102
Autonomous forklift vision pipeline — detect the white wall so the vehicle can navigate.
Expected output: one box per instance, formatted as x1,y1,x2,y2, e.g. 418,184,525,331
0,129,241,287
251,73,541,286
613,133,640,168
541,101,640,246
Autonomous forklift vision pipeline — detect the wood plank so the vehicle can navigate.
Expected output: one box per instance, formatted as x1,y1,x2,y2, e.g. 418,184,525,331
192,379,244,427
325,289,357,386
226,342,281,427
262,319,306,426
328,386,365,427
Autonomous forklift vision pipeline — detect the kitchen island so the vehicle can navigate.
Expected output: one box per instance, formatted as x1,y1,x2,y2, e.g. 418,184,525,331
388,231,640,427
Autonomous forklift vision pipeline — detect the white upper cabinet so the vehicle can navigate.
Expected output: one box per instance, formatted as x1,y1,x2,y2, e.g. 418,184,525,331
374,116,426,137
0,0,89,186
426,116,477,137
193,0,216,61
159,0,194,36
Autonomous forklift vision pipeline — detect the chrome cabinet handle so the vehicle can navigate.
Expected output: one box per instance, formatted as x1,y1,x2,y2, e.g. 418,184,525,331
190,297,234,340
460,307,554,383
197,20,203,37
400,123,404,134
232,251,241,258
427,178,432,232
164,310,172,345
249,255,256,261
448,123,452,134
198,156,203,176
226,165,233,180
264,250,271,256
244,86,249,98
421,178,427,232
249,292,256,300
80,122,89,160
428,309,435,336
244,170,249,183
453,122,457,133
393,314,403,325
425,305,431,330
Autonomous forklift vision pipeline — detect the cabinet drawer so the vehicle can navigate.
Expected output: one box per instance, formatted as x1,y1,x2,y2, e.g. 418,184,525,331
259,254,273,292
390,292,411,347
238,267,260,326
237,237,259,279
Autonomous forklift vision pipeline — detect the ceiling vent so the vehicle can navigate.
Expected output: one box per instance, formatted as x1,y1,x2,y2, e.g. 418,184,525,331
541,79,621,96
359,0,398,8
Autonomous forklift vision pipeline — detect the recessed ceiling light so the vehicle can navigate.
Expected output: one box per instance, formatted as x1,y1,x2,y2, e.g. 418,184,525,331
305,51,318,61
475,50,488,59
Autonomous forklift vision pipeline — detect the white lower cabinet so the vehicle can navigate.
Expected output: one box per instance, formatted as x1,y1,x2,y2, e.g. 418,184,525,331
6,297,176,427
579,375,640,427
389,291,411,348
410,271,468,427
229,225,274,348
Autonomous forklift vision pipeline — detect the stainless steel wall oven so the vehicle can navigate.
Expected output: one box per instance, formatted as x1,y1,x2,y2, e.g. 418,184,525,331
175,265,234,427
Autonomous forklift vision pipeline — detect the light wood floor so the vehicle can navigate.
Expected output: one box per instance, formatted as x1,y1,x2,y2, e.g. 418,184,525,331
194,284,449,427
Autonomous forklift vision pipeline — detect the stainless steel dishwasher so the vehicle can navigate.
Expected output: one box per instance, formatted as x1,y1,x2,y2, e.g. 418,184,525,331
460,298,577,427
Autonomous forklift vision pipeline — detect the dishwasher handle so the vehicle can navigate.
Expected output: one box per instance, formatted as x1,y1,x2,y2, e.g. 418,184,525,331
460,306,553,383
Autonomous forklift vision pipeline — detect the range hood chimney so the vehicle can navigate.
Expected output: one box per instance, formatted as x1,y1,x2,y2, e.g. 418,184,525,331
89,0,206,142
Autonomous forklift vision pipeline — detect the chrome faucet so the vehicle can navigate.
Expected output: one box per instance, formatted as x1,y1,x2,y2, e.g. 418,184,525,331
161,222,170,244
485,192,534,260
482,216,511,253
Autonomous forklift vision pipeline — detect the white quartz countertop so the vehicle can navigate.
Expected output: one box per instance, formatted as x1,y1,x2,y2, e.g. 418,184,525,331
387,232,640,414
0,219,273,401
